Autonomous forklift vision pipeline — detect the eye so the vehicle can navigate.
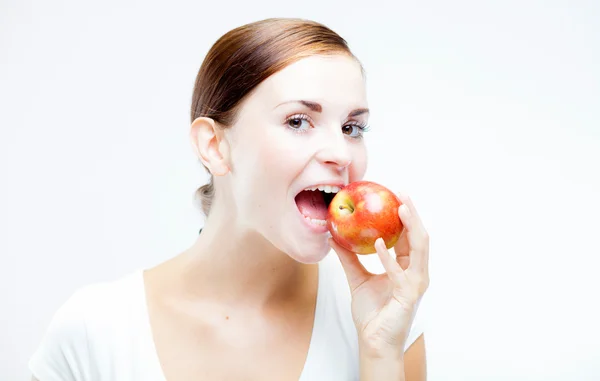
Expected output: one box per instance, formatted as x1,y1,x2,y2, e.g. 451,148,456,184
285,114,313,133
342,123,370,138
288,118,309,130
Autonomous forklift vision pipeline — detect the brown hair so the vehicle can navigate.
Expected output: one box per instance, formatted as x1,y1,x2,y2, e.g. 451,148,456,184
191,18,358,216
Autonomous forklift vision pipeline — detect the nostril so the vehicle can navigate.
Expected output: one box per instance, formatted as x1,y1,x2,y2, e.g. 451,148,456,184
324,159,351,170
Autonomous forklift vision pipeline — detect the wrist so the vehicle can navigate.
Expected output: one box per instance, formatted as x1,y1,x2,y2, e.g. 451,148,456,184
358,336,406,360
359,344,405,363
359,345,405,381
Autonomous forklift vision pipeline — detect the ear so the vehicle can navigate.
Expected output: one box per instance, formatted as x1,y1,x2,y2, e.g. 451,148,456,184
190,117,230,176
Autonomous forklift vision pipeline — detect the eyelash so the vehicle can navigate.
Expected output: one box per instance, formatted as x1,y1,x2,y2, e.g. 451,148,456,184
284,113,371,138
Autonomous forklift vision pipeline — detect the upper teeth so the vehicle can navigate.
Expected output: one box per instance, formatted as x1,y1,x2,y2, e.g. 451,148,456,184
305,185,341,193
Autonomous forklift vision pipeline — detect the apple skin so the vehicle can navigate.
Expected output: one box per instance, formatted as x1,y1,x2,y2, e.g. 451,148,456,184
327,181,403,254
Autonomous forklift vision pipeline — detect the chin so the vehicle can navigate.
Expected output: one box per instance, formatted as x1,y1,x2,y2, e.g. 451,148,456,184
283,238,332,264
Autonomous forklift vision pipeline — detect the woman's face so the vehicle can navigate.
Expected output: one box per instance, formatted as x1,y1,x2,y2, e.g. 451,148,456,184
223,54,369,263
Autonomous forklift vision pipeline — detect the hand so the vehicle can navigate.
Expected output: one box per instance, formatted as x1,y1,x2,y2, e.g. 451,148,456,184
329,193,430,357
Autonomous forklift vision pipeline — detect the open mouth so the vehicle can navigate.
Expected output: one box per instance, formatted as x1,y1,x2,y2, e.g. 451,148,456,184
294,185,341,227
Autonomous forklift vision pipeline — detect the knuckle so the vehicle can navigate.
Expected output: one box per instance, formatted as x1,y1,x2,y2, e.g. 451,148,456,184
414,240,427,254
415,274,430,294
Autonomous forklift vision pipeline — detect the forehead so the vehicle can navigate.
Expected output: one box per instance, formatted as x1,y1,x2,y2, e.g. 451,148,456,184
248,54,367,110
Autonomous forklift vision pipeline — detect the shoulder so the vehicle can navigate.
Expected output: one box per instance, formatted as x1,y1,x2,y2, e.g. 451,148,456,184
28,270,144,381
50,270,144,329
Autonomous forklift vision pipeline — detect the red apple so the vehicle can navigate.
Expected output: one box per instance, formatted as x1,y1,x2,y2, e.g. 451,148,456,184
327,181,403,254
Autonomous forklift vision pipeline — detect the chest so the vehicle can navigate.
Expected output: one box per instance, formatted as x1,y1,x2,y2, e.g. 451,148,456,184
148,301,317,381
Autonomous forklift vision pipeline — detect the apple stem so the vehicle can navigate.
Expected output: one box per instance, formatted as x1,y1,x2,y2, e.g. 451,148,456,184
338,204,354,215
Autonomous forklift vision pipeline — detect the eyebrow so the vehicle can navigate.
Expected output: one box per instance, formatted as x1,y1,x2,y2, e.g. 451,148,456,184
275,100,370,118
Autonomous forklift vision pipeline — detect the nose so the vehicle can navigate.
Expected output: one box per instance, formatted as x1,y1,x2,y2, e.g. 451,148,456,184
315,131,352,171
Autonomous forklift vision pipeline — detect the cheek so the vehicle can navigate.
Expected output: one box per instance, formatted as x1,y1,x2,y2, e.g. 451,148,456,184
256,128,313,177
229,128,308,198
258,141,297,172
229,127,282,172
349,143,368,182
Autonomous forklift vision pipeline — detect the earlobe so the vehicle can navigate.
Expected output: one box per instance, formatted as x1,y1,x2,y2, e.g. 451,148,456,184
190,117,230,176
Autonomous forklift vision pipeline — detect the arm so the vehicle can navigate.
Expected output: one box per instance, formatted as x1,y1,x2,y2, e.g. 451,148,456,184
360,333,427,381
403,333,427,380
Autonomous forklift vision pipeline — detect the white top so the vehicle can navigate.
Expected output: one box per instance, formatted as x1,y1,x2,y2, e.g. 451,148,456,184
29,252,425,381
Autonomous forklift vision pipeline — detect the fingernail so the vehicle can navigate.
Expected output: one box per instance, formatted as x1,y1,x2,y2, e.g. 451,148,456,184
376,237,387,251
400,204,410,217
377,238,394,259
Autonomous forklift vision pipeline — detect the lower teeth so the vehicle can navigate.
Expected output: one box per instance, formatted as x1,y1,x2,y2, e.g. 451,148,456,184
304,215,326,226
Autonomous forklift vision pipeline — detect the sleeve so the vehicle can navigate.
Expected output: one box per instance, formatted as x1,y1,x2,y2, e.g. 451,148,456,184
28,288,91,381
357,254,427,351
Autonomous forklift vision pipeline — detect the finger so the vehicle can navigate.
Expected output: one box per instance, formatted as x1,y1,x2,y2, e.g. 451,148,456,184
328,238,371,291
397,193,424,228
374,238,405,286
398,202,429,271
394,227,410,257
396,192,427,251
396,252,410,271
392,228,411,270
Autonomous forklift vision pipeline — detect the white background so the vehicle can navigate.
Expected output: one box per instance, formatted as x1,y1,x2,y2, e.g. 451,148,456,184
2,1,599,380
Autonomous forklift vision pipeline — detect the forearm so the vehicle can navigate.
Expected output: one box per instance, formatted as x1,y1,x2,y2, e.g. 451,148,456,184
359,345,405,381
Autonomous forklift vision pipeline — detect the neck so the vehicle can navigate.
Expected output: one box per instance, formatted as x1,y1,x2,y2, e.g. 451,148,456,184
173,200,318,308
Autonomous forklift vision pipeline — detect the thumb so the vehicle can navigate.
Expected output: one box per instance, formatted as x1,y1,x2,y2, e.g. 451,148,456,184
329,238,371,291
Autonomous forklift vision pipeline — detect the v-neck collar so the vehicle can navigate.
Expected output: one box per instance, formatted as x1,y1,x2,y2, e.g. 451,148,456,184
137,261,326,381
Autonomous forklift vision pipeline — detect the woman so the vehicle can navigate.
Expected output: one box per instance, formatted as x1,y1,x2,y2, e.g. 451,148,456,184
29,18,429,380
